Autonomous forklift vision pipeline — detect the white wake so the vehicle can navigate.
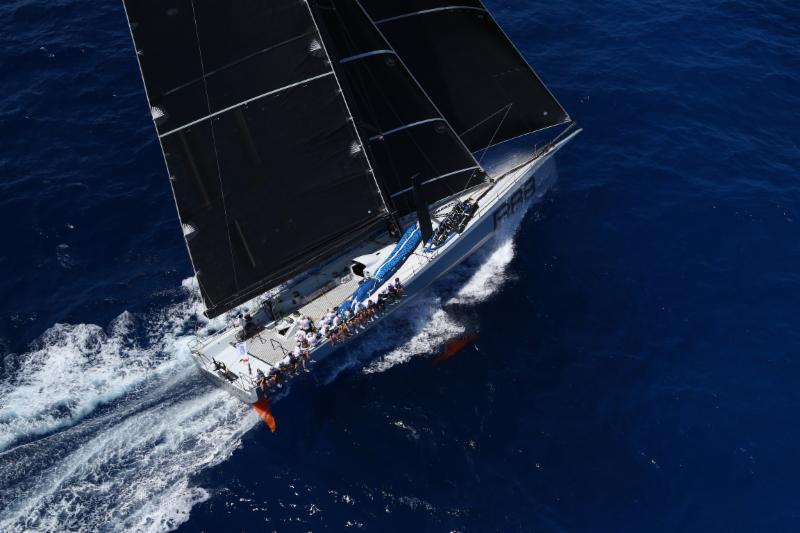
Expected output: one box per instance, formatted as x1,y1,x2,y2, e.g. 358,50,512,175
0,287,257,532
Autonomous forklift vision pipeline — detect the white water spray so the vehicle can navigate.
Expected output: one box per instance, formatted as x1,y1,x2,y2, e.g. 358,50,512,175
0,285,256,532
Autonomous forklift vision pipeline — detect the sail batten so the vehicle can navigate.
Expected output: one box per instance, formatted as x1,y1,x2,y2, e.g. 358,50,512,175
339,49,395,63
160,32,314,98
157,71,336,139
374,5,485,24
368,118,444,141
390,166,482,198
360,0,485,21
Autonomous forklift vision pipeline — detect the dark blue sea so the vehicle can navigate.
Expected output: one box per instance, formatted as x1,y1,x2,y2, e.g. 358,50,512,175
1,1,799,531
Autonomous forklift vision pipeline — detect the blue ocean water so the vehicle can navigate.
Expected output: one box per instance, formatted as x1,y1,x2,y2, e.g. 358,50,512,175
1,0,798,531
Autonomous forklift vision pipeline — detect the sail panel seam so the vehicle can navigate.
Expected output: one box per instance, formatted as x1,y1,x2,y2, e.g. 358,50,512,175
158,71,334,138
188,0,240,293
339,49,396,63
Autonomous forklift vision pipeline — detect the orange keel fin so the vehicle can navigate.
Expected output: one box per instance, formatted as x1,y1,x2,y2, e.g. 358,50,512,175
435,332,479,365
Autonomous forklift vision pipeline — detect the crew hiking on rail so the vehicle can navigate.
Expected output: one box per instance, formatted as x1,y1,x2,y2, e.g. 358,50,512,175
255,278,405,392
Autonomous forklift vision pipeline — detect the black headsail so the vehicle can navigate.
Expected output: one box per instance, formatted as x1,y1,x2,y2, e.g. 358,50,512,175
309,0,485,216
358,0,571,152
123,0,388,317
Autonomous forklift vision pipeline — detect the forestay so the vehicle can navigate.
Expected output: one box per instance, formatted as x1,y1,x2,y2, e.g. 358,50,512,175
358,0,571,152
123,0,387,317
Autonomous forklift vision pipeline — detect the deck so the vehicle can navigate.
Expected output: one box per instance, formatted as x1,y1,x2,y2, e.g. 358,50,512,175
245,273,362,367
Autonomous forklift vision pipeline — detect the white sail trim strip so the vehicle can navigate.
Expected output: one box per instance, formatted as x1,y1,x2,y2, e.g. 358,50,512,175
158,71,335,138
375,6,485,25
368,118,443,141
339,49,395,64
390,166,480,198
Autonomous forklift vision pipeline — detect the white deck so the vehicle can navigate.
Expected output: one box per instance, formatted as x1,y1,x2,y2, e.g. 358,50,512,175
245,273,361,366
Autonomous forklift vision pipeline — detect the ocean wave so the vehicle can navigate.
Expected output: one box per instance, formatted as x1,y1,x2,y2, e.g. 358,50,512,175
0,384,252,532
359,232,519,376
362,299,467,375
0,281,253,533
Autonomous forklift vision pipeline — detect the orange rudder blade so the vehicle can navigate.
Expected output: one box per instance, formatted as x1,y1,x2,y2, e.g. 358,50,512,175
252,396,277,433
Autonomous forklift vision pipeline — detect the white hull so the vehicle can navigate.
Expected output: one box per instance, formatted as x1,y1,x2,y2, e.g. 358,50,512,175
191,132,578,403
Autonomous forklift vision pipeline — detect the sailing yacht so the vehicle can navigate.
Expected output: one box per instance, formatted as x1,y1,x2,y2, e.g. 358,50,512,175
123,0,580,404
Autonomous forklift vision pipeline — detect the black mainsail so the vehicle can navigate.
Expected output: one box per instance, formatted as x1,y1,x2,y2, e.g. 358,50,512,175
123,0,387,317
123,0,570,318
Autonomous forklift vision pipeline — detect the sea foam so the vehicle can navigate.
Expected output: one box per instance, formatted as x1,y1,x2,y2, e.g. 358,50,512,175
0,284,254,532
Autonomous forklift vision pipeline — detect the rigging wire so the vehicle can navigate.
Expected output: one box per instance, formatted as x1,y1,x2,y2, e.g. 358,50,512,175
188,0,241,294
464,102,513,191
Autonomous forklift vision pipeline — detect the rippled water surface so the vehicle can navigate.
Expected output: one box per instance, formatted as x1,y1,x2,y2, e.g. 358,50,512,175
1,0,799,531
